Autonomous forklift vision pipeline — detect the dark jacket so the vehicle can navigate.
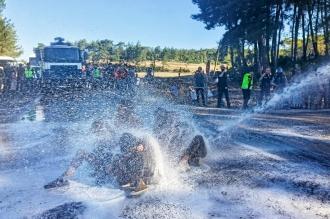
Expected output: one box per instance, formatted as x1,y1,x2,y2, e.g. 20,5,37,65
260,74,272,91
215,71,228,89
194,71,207,88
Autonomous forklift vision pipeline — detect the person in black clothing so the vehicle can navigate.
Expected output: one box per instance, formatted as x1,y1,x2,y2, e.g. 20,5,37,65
3,64,12,92
153,108,207,167
193,67,207,106
17,64,25,92
179,135,207,167
259,67,272,105
215,65,230,108
271,67,287,92
44,122,155,194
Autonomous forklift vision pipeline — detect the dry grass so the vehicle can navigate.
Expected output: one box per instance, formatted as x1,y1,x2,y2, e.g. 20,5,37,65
137,71,194,78
137,61,220,78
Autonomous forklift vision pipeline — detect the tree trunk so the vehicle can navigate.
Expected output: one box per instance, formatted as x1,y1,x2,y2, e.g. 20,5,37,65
254,41,259,72
315,0,321,54
276,11,284,68
258,36,267,68
323,0,329,55
294,4,302,63
229,46,235,68
271,2,282,65
308,0,319,57
291,4,297,60
302,11,308,61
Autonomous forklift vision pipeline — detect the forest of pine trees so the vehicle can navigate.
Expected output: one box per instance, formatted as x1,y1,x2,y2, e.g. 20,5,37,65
192,0,330,71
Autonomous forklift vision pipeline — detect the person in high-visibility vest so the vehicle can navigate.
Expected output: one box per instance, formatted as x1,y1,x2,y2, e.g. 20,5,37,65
92,67,102,89
24,65,34,91
241,71,253,109
93,67,101,78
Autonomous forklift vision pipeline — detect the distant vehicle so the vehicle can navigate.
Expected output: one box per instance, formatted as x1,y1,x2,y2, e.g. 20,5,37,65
0,56,16,67
34,37,86,85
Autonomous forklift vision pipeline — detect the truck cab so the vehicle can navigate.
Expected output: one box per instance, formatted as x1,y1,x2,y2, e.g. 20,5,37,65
35,37,86,86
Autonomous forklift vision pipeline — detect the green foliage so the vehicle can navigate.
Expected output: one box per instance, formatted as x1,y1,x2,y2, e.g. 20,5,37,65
192,0,330,70
73,39,217,64
0,17,22,57
0,1,22,57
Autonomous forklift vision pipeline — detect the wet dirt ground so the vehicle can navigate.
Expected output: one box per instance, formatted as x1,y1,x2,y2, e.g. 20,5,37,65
0,91,329,219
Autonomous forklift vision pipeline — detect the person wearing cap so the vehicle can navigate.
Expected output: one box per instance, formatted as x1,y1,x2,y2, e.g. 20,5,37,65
241,70,254,109
215,64,231,108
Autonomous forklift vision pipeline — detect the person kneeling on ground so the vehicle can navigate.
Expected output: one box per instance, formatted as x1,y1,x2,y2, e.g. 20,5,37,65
44,132,155,195
153,108,208,167
179,135,207,169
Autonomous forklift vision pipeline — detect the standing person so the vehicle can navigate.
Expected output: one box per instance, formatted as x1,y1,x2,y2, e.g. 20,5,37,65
4,64,12,92
271,67,287,92
17,64,25,92
24,64,34,92
144,67,154,84
241,71,254,109
127,67,137,96
0,66,4,93
10,67,18,92
271,67,288,108
193,67,207,106
92,66,102,89
215,65,230,108
115,66,129,93
259,67,272,106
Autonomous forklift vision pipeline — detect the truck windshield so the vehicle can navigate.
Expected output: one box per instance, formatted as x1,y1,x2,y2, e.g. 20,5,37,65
44,48,80,63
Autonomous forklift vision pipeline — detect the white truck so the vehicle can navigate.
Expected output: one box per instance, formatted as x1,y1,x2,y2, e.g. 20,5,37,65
35,37,86,86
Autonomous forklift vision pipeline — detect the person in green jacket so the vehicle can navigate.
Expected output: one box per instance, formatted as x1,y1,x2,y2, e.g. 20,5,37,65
241,71,253,109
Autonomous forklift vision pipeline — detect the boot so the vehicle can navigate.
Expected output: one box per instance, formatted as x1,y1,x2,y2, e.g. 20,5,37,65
44,177,69,189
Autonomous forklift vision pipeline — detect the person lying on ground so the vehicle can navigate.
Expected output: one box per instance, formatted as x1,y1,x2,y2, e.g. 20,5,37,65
44,131,155,194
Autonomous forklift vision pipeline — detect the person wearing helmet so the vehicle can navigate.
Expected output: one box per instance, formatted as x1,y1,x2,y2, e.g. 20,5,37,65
271,67,288,91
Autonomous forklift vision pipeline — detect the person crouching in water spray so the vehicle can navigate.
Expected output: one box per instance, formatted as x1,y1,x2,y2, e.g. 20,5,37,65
153,108,208,170
179,135,207,170
44,120,155,196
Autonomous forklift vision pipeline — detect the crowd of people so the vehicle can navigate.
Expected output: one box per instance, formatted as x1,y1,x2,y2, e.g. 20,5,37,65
192,64,330,110
0,62,152,94
0,63,38,93
2,60,329,110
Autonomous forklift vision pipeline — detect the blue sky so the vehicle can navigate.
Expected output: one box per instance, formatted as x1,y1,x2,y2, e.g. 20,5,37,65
4,0,223,60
